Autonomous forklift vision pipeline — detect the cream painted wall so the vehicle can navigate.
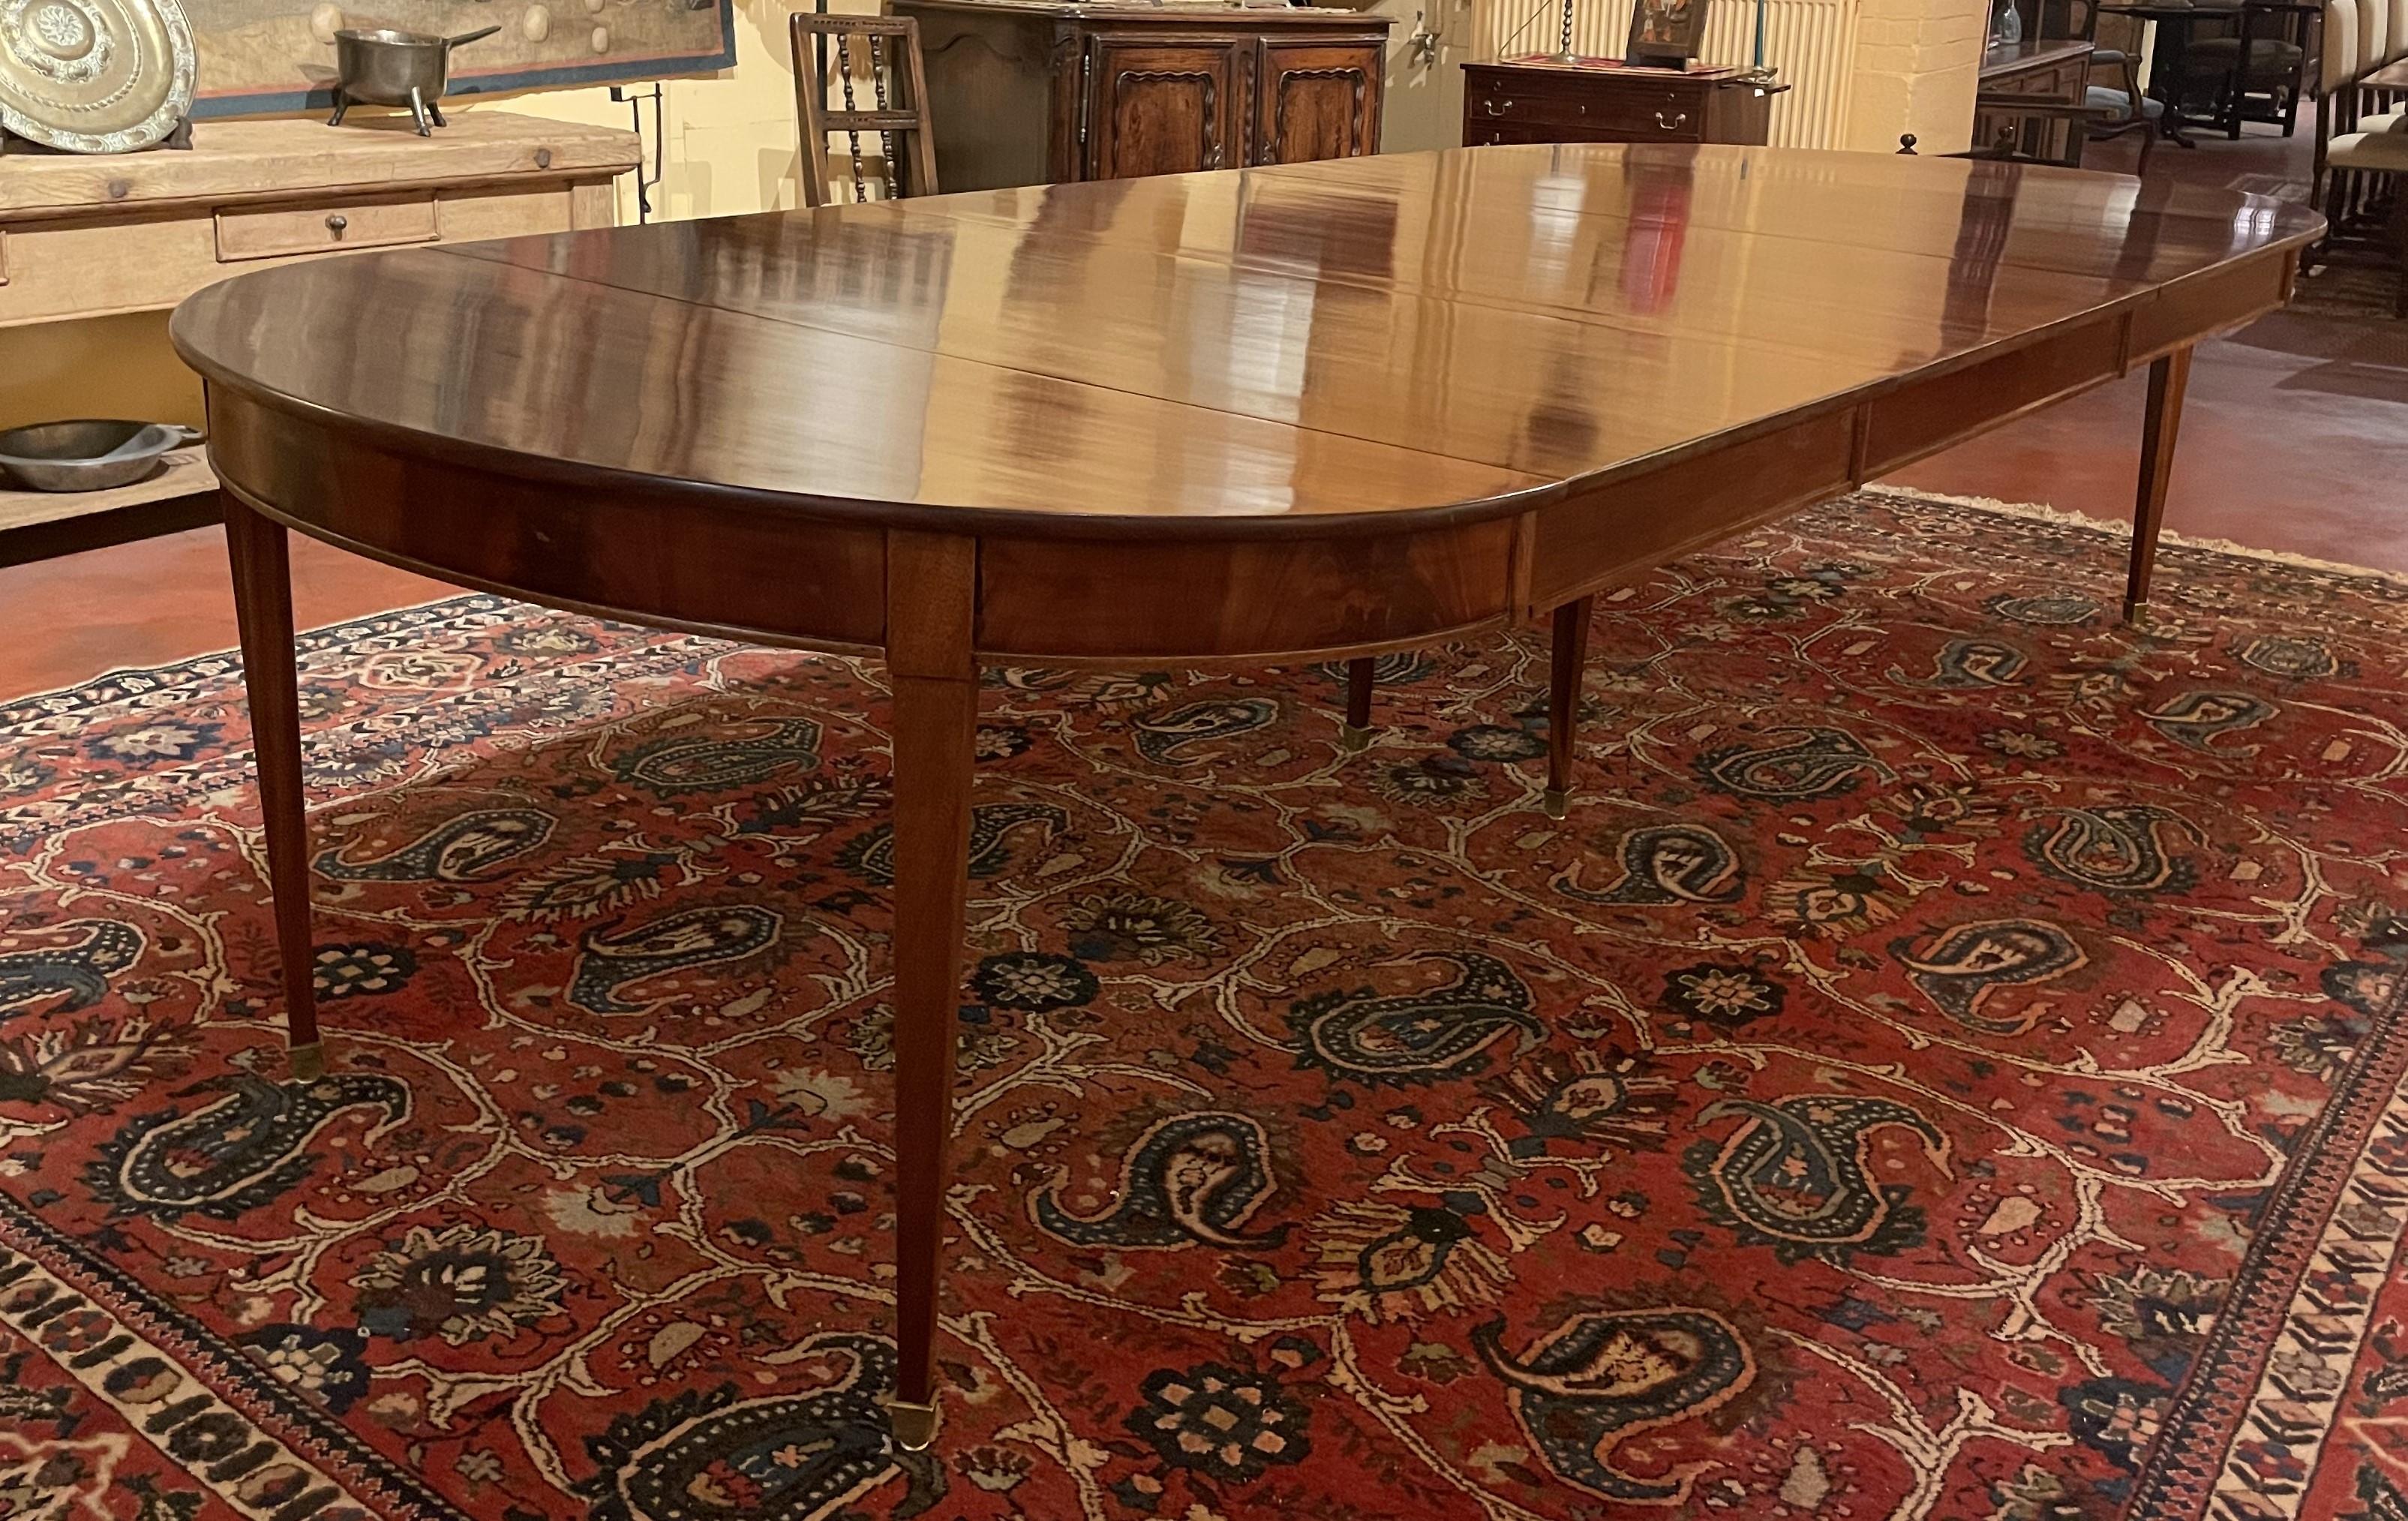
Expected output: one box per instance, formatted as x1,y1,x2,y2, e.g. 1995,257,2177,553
490,0,858,220
4,313,209,432
1839,0,1983,152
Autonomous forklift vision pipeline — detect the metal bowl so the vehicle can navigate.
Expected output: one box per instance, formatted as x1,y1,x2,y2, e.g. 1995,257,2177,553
330,25,497,128
0,420,201,493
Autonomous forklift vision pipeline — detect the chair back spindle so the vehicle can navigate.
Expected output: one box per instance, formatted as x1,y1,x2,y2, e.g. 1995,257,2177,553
789,14,940,209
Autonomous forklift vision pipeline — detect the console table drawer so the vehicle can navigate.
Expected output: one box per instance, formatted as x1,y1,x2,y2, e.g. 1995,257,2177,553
1469,117,1704,145
215,195,440,263
1461,62,1776,147
1468,80,1692,134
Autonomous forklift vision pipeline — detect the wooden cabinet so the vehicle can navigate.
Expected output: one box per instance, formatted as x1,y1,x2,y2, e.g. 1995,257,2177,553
1974,38,2094,164
1460,59,1782,148
1088,37,1248,177
1256,40,1383,164
891,0,1390,190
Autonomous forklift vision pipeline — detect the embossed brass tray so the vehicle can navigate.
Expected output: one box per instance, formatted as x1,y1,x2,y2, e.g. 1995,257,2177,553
0,0,196,154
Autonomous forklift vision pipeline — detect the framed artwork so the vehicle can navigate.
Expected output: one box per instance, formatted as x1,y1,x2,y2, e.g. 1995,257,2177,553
1625,0,1705,68
185,0,735,117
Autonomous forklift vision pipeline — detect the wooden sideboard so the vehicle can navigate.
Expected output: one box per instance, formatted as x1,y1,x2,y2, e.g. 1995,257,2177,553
1973,37,2095,163
890,0,1392,190
0,111,638,537
1461,59,1782,146
1977,34,2096,97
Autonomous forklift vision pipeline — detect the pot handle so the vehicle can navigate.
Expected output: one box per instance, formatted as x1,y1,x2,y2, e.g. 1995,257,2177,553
169,425,205,446
445,24,501,47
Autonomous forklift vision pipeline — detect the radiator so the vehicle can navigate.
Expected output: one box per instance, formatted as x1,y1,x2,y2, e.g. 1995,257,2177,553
1474,0,1860,147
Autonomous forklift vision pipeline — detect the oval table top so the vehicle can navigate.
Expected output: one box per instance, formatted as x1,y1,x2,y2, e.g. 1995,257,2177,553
182,142,2325,1447
171,143,2321,541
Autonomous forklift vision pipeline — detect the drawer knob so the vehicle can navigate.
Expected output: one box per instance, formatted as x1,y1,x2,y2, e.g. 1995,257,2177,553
1656,110,1688,131
325,213,349,239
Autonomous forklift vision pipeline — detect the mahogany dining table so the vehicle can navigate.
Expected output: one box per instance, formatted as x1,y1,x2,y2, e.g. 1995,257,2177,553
170,143,2322,1448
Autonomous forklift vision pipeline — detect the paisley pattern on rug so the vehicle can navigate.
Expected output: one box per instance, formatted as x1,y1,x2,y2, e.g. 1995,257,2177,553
2,489,2406,1520
1031,1111,1290,1249
1473,1305,1758,1504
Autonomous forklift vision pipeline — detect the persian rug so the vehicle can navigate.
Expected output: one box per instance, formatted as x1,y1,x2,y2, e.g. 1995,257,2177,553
2,486,2406,1521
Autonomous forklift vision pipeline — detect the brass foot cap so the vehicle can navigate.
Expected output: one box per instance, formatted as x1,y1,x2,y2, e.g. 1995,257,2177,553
2121,599,2148,628
287,1042,327,1081
1338,725,1371,754
887,1399,938,1451
1542,788,1569,820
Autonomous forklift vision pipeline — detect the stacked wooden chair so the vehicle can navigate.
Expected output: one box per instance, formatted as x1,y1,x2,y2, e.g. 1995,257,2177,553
2316,0,2408,314
789,13,939,207
2053,0,2163,168
2080,48,2165,165
2187,5,2316,136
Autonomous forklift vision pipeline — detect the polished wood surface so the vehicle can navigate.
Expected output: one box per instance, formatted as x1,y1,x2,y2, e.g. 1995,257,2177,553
881,530,979,1440
221,500,324,1077
1342,655,1374,747
176,146,2319,540
173,143,2319,1442
889,0,1387,191
2124,346,2192,621
1545,594,1594,817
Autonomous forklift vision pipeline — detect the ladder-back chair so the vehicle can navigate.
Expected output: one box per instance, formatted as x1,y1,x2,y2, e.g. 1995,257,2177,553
789,13,940,207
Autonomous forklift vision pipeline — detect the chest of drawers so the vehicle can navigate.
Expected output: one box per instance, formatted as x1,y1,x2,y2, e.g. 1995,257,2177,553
1461,59,1781,147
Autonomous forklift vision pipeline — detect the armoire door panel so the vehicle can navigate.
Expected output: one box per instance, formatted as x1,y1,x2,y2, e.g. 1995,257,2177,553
1086,38,1246,179
1256,41,1383,164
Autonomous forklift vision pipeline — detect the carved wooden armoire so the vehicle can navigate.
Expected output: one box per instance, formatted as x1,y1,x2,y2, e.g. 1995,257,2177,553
889,0,1392,191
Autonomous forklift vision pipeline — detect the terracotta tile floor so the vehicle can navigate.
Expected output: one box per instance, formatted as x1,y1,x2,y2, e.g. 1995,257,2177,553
1887,120,2408,566
1,123,2399,706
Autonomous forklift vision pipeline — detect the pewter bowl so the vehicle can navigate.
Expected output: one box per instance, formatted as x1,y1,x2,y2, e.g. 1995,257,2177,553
0,419,200,492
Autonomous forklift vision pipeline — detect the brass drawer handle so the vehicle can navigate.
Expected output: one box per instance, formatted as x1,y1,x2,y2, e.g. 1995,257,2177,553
326,213,349,239
1485,97,1511,116
1656,110,1688,131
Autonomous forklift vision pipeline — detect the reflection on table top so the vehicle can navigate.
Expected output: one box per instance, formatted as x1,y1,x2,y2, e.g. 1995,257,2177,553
171,143,2322,527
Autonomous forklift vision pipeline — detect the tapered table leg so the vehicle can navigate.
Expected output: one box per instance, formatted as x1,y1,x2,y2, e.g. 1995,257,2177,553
222,494,324,1079
882,531,977,1452
1545,594,1594,819
1340,656,1375,752
2125,346,2193,626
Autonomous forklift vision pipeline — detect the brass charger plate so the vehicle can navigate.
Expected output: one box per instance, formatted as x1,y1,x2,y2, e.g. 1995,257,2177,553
0,0,195,152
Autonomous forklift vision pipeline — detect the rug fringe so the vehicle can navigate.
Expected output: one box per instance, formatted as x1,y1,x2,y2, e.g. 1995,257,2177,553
1863,484,2408,589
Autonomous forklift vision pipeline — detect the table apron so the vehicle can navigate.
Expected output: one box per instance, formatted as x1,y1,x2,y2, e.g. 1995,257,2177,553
201,244,2298,666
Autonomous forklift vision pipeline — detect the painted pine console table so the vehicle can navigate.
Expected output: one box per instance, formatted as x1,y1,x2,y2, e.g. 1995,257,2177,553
0,111,636,538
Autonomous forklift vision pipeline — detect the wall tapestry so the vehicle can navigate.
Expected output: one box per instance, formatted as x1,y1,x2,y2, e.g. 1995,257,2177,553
188,0,734,116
